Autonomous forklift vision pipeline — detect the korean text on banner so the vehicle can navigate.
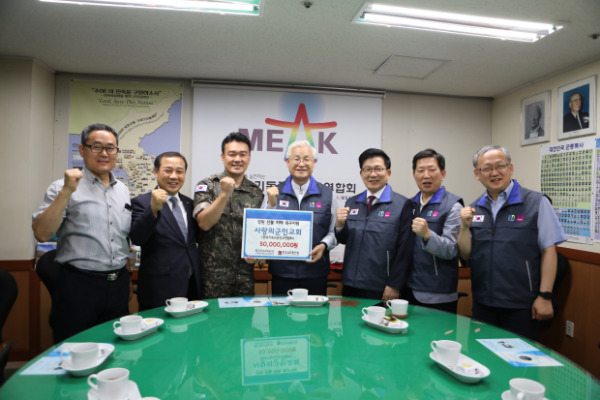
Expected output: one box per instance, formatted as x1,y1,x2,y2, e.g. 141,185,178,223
242,209,313,261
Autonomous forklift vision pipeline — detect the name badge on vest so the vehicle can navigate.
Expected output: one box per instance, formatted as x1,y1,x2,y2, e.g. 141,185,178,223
279,200,289,207
350,209,359,215
473,215,485,222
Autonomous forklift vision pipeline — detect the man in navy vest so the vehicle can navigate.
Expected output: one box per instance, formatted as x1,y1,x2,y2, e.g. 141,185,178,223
336,149,414,300
457,145,566,340
403,149,463,313
265,140,337,295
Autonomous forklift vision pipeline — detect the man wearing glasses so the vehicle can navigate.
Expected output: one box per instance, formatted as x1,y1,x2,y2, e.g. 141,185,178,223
335,148,414,300
563,92,589,133
457,145,566,340
264,140,337,296
33,123,133,343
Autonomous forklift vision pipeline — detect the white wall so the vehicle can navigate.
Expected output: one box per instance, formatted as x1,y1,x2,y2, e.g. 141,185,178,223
0,59,55,260
492,60,600,253
382,93,493,202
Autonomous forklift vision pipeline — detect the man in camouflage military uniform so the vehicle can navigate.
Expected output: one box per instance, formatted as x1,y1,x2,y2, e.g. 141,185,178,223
194,132,264,299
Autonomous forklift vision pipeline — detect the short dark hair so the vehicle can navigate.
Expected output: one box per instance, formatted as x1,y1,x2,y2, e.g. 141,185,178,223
412,149,445,172
154,151,188,171
221,132,252,154
81,123,119,145
359,148,391,170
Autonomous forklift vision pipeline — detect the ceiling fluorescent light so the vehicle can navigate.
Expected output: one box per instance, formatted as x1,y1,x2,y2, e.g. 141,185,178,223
39,0,261,16
355,3,563,42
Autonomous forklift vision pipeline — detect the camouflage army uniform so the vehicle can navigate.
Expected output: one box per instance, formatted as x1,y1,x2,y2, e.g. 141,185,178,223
193,171,264,299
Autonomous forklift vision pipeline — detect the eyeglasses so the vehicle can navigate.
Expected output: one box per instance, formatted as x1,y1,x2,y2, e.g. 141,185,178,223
361,166,386,174
290,156,314,165
477,163,509,175
84,144,119,155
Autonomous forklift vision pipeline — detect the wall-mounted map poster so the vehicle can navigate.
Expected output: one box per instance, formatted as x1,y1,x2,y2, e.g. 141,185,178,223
68,80,183,198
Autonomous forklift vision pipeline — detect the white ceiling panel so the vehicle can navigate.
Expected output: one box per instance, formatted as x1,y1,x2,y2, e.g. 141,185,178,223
0,0,599,97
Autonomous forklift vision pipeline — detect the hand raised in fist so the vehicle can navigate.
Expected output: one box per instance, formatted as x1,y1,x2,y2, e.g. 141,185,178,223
460,207,476,229
267,186,279,207
220,176,236,198
336,207,350,228
412,217,431,240
62,169,84,195
150,188,168,216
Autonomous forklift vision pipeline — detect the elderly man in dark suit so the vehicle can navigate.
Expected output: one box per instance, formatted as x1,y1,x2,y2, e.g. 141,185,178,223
131,152,201,311
563,92,589,133
525,104,544,139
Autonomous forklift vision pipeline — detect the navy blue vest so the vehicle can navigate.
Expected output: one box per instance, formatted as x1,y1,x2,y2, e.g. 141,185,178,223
268,176,333,279
408,187,463,294
338,185,409,292
469,180,543,309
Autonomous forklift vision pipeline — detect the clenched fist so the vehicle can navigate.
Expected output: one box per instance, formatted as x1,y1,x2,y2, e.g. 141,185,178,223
220,176,236,198
412,217,431,240
63,169,83,195
460,207,476,229
267,186,279,207
336,207,350,228
150,188,168,216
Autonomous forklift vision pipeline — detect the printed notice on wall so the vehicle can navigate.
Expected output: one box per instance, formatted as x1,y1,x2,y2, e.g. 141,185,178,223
540,137,596,244
594,138,600,241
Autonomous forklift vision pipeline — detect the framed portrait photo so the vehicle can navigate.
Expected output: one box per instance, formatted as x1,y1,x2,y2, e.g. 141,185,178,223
558,75,596,140
520,91,551,146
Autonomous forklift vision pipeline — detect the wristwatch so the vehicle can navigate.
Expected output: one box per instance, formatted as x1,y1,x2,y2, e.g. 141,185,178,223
539,291,553,300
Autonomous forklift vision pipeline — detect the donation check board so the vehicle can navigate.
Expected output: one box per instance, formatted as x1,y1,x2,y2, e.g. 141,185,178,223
242,209,313,260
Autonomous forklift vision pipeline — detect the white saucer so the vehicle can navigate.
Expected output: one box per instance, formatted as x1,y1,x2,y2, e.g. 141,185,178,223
88,381,141,400
114,318,164,341
362,315,408,334
287,295,329,307
429,352,490,384
165,300,208,318
61,344,115,377
501,390,549,400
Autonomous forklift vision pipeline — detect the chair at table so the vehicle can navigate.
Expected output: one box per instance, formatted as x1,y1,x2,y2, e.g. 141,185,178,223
35,250,59,332
0,269,18,386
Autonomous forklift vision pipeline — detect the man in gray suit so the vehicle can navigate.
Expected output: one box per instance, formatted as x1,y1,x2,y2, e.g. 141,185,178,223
525,104,544,139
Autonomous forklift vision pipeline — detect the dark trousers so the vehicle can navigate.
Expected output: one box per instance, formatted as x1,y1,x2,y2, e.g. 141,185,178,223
53,264,130,344
401,288,458,314
472,301,541,341
271,276,328,296
139,273,200,312
201,278,255,299
342,285,383,300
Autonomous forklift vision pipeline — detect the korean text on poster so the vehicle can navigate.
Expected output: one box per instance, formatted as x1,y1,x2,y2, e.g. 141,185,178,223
241,336,310,385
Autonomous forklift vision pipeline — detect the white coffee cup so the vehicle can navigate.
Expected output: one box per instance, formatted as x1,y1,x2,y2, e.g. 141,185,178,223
509,378,545,400
386,299,409,317
361,332,384,346
113,315,143,334
361,306,386,324
431,340,462,367
287,288,308,301
60,342,99,369
166,297,188,312
88,368,130,400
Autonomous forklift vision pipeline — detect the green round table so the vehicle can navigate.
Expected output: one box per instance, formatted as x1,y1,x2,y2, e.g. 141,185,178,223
1,297,599,399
